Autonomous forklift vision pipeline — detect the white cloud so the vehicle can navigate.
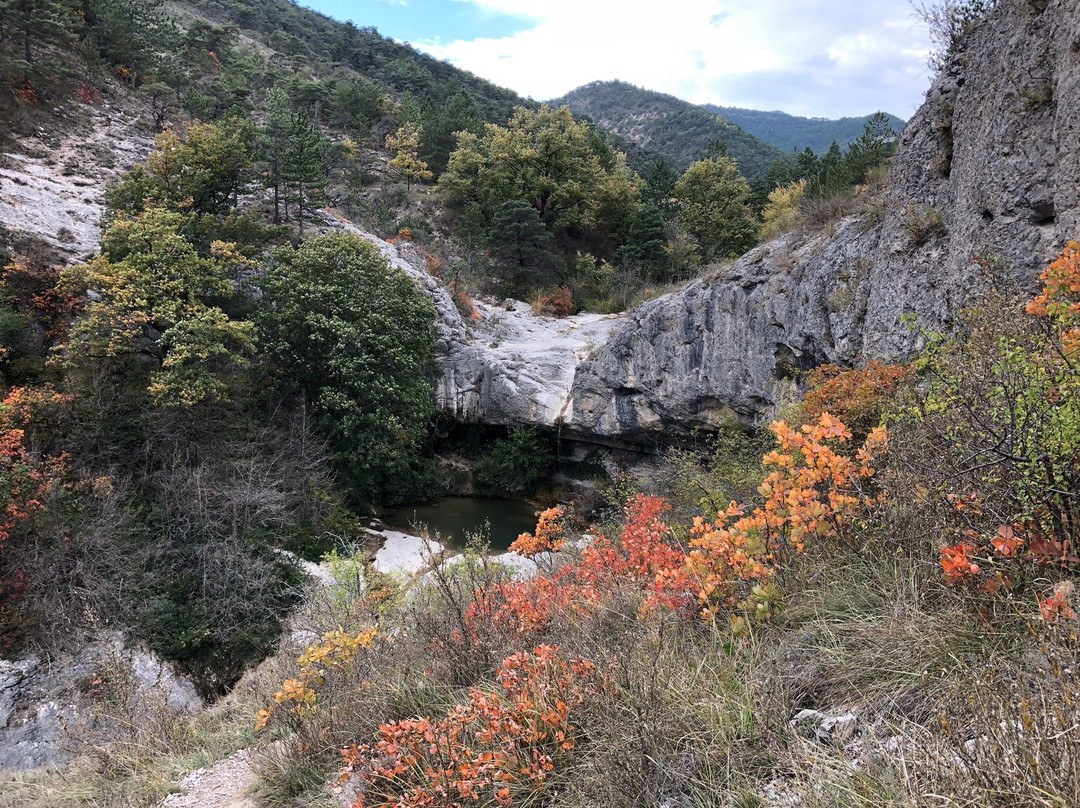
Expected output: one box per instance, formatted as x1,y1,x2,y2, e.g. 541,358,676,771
418,0,934,119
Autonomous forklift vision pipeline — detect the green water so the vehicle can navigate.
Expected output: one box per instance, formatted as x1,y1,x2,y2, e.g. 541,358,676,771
382,496,540,551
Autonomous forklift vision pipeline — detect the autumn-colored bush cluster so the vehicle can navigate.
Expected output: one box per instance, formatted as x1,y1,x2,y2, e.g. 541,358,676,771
260,407,894,802
448,281,481,322
76,84,102,104
927,243,1080,619
536,286,573,318
340,646,602,808
803,359,910,434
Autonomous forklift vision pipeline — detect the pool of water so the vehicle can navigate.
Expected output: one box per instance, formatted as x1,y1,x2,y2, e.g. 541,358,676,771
382,496,541,551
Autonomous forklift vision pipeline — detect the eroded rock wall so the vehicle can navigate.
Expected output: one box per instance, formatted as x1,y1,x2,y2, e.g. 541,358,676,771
569,0,1080,439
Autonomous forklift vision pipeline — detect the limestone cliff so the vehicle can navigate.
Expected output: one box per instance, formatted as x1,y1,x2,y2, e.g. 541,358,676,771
569,0,1080,439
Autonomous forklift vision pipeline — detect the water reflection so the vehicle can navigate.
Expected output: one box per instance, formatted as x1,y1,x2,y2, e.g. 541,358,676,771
382,496,540,551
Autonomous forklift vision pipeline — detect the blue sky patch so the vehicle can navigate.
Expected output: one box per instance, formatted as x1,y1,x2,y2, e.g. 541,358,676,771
300,0,539,45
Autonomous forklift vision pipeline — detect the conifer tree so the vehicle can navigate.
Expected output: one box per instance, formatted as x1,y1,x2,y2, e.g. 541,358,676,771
844,112,896,184
643,156,679,213
258,87,291,224
1,0,78,72
283,109,328,234
83,0,171,85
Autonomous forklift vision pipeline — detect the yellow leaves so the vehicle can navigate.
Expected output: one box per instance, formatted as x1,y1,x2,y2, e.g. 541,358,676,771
297,627,378,671
259,627,378,730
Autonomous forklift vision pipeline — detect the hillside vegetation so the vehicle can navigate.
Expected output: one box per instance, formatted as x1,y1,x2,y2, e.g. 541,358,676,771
6,1,1080,807
9,244,1080,808
704,105,907,154
553,80,789,184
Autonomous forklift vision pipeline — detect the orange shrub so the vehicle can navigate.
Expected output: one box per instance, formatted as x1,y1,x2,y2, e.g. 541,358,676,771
3,256,81,339
510,507,566,557
803,360,910,434
448,281,481,322
934,243,1080,607
0,387,65,550
538,286,573,317
76,84,102,104
473,495,693,638
685,414,888,624
1026,240,1080,353
340,646,602,808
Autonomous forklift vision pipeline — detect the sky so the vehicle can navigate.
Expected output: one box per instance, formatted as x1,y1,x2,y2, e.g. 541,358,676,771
300,0,935,120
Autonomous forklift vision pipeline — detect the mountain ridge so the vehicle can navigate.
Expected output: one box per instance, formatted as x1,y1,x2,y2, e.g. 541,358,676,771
550,80,788,184
702,104,907,154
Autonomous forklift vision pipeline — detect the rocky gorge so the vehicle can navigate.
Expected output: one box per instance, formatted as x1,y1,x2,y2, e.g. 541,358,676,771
1,2,1076,451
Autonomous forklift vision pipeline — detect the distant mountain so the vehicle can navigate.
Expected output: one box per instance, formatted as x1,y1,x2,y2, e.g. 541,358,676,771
702,105,908,155
551,81,787,184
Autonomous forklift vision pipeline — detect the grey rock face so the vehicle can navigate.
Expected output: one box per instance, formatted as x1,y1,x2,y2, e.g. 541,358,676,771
320,221,631,432
0,634,201,772
567,0,1080,439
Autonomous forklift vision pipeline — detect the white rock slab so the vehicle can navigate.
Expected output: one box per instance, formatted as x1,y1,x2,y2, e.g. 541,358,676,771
373,530,446,575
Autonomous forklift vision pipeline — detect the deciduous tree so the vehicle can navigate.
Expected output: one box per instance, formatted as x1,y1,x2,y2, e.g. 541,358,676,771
672,156,757,263
256,233,436,506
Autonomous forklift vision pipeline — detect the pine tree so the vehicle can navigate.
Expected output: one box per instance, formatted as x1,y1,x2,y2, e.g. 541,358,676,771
83,0,171,85
643,157,679,213
1,0,78,73
283,109,328,234
844,112,897,184
818,141,852,197
258,87,291,224
620,203,670,280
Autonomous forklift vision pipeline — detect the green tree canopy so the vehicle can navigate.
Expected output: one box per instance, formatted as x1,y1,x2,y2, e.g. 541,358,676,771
671,156,757,263
439,104,640,237
107,118,255,220
256,233,437,506
82,0,173,85
61,208,256,407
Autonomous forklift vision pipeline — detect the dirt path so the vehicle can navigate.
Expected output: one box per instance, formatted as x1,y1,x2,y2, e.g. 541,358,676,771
160,748,260,808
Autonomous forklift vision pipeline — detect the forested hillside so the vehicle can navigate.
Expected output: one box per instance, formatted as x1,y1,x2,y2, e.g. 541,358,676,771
553,80,789,184
175,0,529,124
704,105,907,154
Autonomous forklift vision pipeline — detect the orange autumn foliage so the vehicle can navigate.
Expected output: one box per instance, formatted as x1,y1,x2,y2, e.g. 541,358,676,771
537,286,573,317
1026,240,1080,354
938,243,1080,597
340,646,602,808
2,256,81,340
485,418,888,633
510,507,566,557
803,360,911,433
686,414,888,623
472,495,693,638
0,387,65,550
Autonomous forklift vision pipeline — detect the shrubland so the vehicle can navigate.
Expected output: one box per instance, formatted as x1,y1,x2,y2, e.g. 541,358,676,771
0,118,438,694
224,241,1079,808
1,2,1055,806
